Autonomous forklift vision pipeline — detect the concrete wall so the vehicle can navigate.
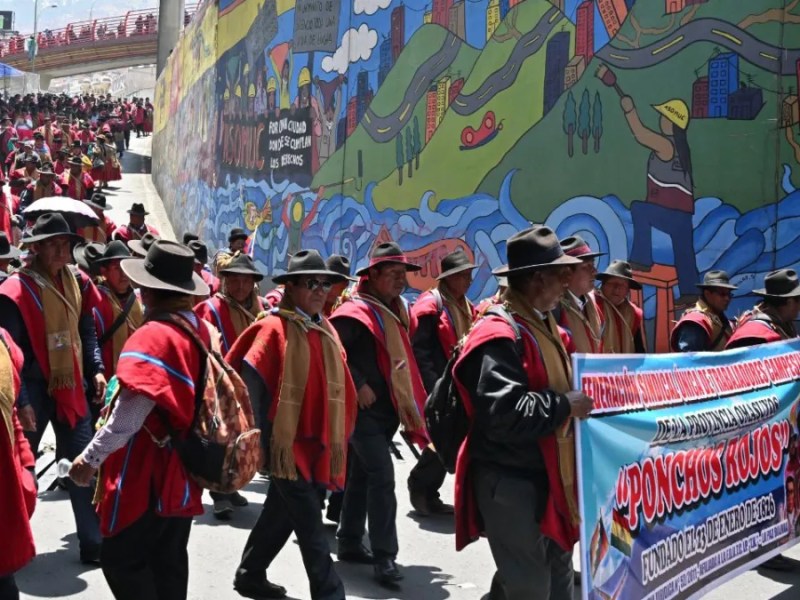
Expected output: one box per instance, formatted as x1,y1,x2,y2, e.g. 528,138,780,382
153,0,800,350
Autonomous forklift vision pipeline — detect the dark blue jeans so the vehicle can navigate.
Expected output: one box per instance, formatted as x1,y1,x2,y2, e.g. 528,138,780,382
629,201,699,296
24,378,102,552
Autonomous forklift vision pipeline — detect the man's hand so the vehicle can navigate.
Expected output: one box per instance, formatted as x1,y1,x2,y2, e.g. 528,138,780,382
357,383,376,410
18,405,36,432
566,391,594,419
93,373,107,405
69,455,97,487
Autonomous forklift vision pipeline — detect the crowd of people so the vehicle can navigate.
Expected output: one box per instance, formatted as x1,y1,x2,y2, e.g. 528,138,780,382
1,97,798,600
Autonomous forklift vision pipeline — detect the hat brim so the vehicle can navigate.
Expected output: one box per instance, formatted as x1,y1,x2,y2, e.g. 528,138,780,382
597,272,642,290
570,251,605,260
492,254,582,276
436,263,477,281
0,246,22,260
355,259,423,277
127,210,150,215
127,240,147,257
272,269,348,285
121,258,210,296
85,200,110,211
752,288,800,298
697,282,738,290
220,267,264,282
23,231,83,245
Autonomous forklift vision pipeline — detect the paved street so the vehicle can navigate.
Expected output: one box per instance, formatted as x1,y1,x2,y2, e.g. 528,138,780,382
13,135,800,599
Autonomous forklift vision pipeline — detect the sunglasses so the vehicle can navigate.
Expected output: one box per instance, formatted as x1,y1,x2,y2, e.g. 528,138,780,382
304,278,334,292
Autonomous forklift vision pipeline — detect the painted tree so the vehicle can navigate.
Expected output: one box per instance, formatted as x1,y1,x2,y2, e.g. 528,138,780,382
593,91,603,153
413,116,421,170
406,127,414,178
396,134,404,185
562,90,577,157
577,89,592,155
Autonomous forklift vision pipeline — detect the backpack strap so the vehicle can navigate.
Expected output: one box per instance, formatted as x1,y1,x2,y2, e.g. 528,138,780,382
98,292,137,346
485,305,523,355
146,312,210,442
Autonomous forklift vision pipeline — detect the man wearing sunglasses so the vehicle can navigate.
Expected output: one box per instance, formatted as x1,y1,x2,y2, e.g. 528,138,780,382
227,249,356,600
330,242,428,587
671,271,737,352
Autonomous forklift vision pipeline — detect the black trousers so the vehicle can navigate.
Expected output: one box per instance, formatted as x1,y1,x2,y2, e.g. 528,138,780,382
239,477,344,600
0,575,18,600
408,445,447,500
124,128,131,148
473,465,573,600
101,509,192,600
337,430,398,559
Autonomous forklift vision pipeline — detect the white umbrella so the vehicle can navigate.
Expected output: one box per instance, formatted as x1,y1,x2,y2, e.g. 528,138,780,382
23,196,99,229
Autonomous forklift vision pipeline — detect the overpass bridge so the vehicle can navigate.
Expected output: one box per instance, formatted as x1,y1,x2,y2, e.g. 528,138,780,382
0,5,197,87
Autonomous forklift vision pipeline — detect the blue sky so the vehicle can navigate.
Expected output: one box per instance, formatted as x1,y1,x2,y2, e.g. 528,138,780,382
3,0,154,34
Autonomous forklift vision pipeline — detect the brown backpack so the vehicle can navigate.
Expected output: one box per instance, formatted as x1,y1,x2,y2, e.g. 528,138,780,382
152,313,261,493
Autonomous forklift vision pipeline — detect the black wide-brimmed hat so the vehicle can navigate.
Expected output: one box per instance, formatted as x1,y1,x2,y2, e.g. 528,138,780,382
326,254,358,282
228,227,248,243
85,193,110,212
67,156,83,166
753,269,800,298
220,253,264,281
24,153,39,163
92,240,131,265
437,249,476,280
128,232,160,258
697,270,737,290
72,242,105,275
560,235,605,259
597,260,642,290
356,242,422,277
121,240,209,295
0,232,21,260
493,226,582,276
38,164,56,176
182,232,199,245
128,202,149,216
23,213,83,244
273,249,348,284
72,140,82,147
187,240,209,265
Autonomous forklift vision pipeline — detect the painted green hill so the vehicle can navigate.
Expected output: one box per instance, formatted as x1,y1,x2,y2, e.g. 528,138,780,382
477,1,800,220
311,25,480,199
370,0,572,210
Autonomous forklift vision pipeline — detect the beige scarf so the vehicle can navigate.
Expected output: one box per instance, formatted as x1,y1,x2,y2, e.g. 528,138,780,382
439,284,473,341
219,287,261,338
33,182,56,201
271,304,346,481
683,298,732,350
503,288,580,526
24,263,83,393
357,293,425,431
0,337,15,446
560,292,602,353
104,288,144,373
596,291,638,354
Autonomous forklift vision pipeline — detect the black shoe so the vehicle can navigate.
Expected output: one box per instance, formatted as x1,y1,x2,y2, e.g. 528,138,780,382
373,558,404,586
80,545,101,566
337,542,374,564
428,496,455,515
233,574,287,599
760,554,796,572
230,491,249,507
409,489,432,516
214,498,234,520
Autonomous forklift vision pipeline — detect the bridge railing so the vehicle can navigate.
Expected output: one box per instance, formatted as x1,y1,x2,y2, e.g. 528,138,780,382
0,4,198,59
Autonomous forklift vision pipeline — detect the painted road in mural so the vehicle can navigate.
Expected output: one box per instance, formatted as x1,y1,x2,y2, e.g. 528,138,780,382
451,5,562,115
363,32,463,143
597,17,800,74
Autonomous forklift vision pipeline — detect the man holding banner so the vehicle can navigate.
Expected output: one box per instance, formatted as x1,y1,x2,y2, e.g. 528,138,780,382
452,226,593,600
671,270,737,352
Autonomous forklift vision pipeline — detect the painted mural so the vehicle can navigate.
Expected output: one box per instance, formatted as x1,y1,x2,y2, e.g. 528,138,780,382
154,0,800,351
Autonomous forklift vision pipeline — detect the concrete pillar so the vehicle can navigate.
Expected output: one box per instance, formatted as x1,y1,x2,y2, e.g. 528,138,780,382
156,0,184,77
38,75,52,91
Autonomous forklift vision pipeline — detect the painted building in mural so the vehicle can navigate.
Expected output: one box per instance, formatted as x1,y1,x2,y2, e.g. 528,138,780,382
153,0,800,355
